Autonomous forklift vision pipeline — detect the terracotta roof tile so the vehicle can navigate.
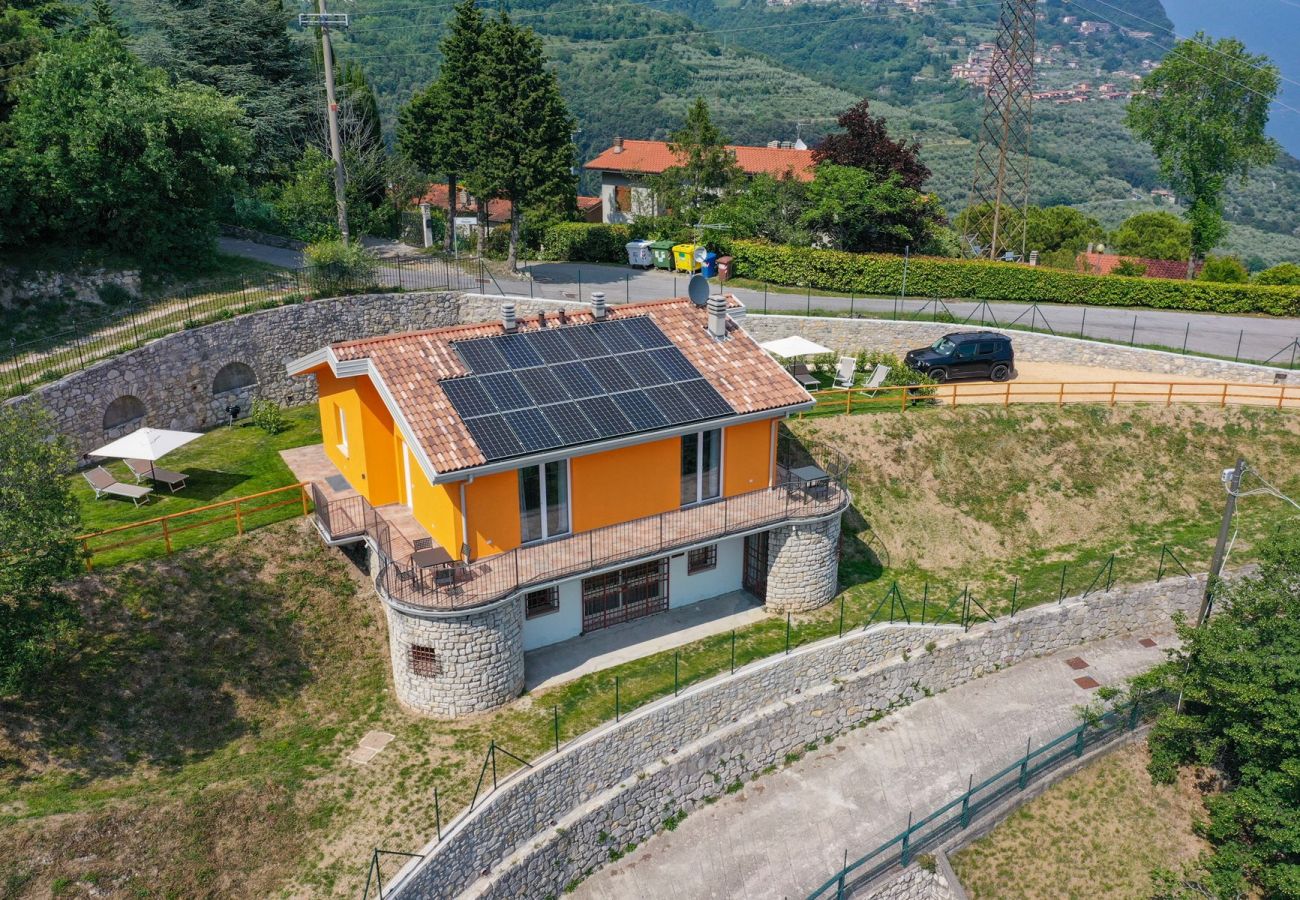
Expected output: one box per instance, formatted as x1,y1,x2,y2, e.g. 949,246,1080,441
331,297,810,475
1076,251,1199,280
585,140,815,182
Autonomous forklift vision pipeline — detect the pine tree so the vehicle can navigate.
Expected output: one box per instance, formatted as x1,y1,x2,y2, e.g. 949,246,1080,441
653,98,740,225
398,0,484,252
475,12,575,271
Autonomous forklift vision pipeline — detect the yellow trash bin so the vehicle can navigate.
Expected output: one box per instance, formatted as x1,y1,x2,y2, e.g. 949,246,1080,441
672,243,701,273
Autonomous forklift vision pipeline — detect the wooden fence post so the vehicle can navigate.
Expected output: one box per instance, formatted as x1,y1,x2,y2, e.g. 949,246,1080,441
161,517,173,554
1220,383,1228,408
235,500,244,536
1109,382,1117,407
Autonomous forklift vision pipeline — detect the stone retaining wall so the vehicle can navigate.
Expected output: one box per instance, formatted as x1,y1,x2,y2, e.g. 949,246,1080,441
765,516,842,613
388,573,1206,899
742,315,1292,384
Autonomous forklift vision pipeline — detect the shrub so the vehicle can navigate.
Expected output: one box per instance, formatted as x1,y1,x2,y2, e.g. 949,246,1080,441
249,397,288,435
1198,255,1249,284
1111,259,1147,277
1254,262,1300,286
483,226,511,261
727,240,1300,316
539,222,635,262
303,240,377,297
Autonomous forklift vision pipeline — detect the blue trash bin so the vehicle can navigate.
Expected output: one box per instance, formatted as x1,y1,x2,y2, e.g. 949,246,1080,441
701,252,719,278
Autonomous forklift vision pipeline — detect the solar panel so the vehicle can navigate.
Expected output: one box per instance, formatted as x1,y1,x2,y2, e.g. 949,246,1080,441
478,371,531,411
583,355,632,388
592,320,642,355
541,402,600,444
678,378,733,418
441,377,496,417
559,325,607,359
527,329,578,364
552,361,603,398
517,367,569,406
454,339,510,374
612,390,668,430
578,395,634,438
621,316,674,348
504,407,562,453
463,414,524,460
496,333,544,369
647,347,702,382
619,351,672,387
645,383,699,426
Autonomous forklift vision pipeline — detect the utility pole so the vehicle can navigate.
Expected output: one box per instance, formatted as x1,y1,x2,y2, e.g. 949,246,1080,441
1198,457,1245,627
301,2,350,242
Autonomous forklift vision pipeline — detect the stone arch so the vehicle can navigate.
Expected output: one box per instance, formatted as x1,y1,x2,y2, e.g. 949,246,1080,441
103,394,146,436
211,361,257,396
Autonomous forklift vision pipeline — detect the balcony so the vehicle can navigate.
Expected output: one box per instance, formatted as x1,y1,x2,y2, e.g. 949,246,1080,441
307,469,849,614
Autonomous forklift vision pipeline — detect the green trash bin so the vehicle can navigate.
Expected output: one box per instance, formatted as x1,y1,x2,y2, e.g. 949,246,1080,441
649,239,675,270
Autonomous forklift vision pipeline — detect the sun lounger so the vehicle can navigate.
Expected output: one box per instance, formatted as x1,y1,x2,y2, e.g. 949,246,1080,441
125,458,188,492
790,362,820,389
83,466,153,506
833,356,858,388
862,364,891,394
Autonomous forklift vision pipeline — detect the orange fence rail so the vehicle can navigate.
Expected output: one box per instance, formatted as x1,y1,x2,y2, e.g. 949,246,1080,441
803,379,1298,417
78,482,311,570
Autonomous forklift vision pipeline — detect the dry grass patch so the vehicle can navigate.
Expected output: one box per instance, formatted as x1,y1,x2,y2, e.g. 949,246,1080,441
952,741,1209,900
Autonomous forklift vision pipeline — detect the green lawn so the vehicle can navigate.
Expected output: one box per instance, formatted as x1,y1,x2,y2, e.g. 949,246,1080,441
74,405,321,567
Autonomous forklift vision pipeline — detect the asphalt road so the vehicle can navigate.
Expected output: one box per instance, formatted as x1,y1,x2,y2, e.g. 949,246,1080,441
216,239,1300,367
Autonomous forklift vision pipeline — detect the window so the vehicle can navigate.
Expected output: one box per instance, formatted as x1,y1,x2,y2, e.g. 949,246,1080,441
954,343,977,360
524,586,560,619
335,405,349,457
977,342,998,356
687,545,717,574
680,429,722,506
582,559,670,632
409,645,440,677
519,460,570,544
614,184,632,213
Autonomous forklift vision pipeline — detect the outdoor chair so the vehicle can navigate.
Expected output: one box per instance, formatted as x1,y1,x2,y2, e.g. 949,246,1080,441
862,364,891,395
790,362,820,389
125,458,188,493
83,466,153,507
833,357,858,389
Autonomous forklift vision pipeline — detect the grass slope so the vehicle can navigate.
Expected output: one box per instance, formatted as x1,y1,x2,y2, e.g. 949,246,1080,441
952,742,1210,899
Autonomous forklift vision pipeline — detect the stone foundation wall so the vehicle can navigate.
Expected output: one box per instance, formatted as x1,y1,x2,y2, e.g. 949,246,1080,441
860,865,961,900
388,573,1207,899
742,314,1293,384
765,515,842,613
385,600,526,718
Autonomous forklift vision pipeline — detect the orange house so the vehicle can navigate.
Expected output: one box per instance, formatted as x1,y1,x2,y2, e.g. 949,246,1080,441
287,294,846,716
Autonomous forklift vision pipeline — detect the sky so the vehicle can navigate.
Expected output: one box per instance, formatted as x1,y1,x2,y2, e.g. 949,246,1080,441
1157,0,1300,158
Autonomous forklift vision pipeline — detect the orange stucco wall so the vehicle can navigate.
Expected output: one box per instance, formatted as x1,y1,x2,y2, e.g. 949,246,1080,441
465,471,521,558
396,435,463,558
570,436,681,532
723,418,775,496
314,368,400,507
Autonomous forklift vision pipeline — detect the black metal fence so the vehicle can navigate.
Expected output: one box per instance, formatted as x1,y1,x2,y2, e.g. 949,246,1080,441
1,254,481,399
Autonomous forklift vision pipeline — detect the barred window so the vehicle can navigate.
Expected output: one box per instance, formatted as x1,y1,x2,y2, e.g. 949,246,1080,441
525,586,560,619
410,645,440,677
687,545,717,574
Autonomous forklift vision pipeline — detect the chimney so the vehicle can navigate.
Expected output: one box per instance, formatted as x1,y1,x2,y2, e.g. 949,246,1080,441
1087,242,1095,254
590,291,607,320
707,294,728,340
613,136,624,153
1028,250,1039,266
501,301,517,333
767,140,780,149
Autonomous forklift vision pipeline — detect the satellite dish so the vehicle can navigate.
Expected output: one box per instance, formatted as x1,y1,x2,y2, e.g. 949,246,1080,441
687,273,710,307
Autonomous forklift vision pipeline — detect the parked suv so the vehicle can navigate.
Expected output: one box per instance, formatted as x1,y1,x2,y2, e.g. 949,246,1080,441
904,331,1015,383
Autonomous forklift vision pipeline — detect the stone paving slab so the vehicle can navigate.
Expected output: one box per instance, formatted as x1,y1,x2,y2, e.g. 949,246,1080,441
574,633,1172,900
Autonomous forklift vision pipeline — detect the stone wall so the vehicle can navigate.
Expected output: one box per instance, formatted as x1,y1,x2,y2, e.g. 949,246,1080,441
765,515,842,613
1,266,141,310
742,315,1293,384
388,573,1206,899
385,600,525,718
859,864,961,900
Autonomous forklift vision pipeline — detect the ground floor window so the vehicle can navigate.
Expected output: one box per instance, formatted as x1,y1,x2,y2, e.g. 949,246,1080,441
687,544,717,574
581,558,670,632
409,645,440,677
524,586,560,619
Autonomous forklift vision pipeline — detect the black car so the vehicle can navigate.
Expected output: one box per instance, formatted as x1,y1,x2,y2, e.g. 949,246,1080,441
904,331,1015,383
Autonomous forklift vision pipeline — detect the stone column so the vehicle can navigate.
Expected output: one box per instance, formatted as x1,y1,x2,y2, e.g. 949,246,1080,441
764,515,841,614
383,597,525,718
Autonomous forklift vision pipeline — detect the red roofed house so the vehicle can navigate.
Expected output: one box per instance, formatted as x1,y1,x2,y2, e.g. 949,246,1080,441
1076,251,1200,280
286,295,847,716
585,137,816,224
418,185,604,234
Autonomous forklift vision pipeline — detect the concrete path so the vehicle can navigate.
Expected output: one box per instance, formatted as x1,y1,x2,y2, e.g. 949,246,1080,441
574,631,1173,900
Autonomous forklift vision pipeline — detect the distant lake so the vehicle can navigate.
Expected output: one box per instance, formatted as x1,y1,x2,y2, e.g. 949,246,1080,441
1158,0,1300,157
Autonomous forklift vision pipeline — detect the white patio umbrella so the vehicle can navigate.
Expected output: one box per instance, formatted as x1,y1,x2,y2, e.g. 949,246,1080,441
90,427,203,477
759,335,833,359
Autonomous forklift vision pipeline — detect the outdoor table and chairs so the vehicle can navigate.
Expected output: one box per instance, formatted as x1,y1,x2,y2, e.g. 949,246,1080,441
410,537,454,585
790,464,831,500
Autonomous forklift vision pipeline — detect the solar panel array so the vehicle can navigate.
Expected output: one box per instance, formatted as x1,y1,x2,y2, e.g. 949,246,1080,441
441,316,734,461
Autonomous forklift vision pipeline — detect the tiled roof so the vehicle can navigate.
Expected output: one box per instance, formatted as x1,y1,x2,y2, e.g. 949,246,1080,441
585,140,816,182
1076,251,1199,281
418,184,512,224
330,298,811,475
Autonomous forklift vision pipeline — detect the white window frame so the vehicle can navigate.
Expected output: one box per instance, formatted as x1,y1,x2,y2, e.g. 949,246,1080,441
681,427,724,507
519,459,572,545
336,405,349,458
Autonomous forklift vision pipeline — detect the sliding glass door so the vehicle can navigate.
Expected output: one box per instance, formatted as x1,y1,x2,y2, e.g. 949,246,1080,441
519,460,570,544
680,428,722,506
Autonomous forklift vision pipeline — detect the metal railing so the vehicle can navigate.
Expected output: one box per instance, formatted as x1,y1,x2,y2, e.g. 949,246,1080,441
312,476,849,612
1,255,484,399
808,696,1165,898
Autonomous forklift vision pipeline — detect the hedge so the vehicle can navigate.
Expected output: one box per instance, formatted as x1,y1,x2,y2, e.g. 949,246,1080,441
729,240,1300,317
539,222,642,263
